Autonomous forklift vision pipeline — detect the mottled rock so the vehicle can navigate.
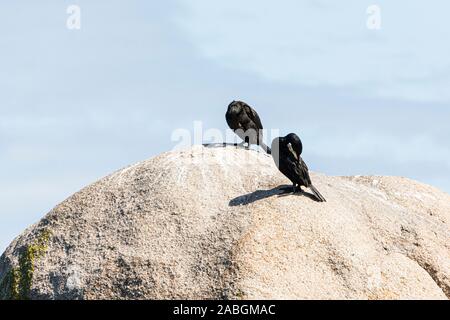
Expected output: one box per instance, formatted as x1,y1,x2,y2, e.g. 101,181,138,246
0,146,449,300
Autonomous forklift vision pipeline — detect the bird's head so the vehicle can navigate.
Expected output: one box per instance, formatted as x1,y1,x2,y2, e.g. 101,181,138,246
227,100,246,114
286,133,300,143
286,133,303,158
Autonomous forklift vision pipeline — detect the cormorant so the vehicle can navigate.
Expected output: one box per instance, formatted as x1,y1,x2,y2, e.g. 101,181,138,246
225,100,271,154
271,133,326,202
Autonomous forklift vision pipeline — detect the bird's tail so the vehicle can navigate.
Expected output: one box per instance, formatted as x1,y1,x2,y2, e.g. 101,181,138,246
260,142,272,154
310,184,326,202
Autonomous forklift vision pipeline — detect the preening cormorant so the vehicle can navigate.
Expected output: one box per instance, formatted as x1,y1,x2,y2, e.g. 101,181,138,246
226,100,271,154
271,133,326,202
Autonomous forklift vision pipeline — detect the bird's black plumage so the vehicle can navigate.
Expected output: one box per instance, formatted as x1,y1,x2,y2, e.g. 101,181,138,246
226,100,271,154
285,133,303,158
271,133,326,202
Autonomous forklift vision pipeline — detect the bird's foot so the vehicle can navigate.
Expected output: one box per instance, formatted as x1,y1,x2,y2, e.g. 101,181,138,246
203,142,229,148
294,186,303,194
233,141,246,149
244,138,250,150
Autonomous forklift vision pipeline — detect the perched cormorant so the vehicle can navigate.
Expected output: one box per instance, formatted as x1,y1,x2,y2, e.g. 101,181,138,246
225,100,271,154
271,133,326,202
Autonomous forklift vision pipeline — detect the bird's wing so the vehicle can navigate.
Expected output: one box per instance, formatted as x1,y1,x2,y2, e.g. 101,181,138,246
294,157,312,186
243,105,264,129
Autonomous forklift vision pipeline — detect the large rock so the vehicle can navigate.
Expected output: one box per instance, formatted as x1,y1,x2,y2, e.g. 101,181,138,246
0,146,449,300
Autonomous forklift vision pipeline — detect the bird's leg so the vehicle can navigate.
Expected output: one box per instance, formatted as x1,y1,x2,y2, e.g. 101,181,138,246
245,136,250,149
295,185,303,194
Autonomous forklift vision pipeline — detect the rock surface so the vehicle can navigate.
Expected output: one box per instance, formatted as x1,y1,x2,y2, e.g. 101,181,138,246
0,146,449,300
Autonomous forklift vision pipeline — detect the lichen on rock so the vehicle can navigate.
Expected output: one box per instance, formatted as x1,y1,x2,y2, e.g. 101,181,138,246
0,229,51,300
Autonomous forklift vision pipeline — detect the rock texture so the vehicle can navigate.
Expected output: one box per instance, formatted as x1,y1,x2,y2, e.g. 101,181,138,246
0,146,449,300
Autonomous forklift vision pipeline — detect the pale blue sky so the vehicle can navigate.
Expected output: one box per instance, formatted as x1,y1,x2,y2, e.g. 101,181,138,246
1,1,449,252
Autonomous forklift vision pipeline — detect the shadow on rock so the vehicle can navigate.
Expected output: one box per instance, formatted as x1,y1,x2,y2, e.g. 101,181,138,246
229,185,319,206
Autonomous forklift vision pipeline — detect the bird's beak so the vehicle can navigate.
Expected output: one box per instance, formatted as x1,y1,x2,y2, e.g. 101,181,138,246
287,143,298,160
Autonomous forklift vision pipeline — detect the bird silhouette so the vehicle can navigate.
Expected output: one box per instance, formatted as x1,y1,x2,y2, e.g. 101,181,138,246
225,100,271,154
271,133,326,202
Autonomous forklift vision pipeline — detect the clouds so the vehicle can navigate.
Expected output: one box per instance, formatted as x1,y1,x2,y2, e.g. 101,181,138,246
175,0,450,102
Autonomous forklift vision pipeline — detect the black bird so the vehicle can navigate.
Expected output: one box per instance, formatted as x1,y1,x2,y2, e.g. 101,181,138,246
271,133,326,202
226,100,271,154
